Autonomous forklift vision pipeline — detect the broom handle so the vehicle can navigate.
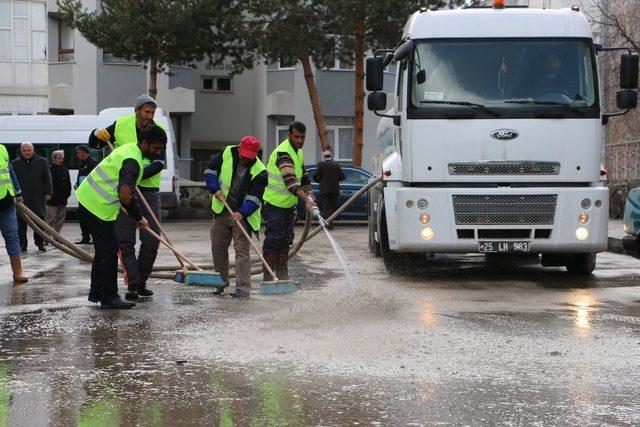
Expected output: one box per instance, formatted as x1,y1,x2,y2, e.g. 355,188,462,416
223,199,278,281
105,138,185,268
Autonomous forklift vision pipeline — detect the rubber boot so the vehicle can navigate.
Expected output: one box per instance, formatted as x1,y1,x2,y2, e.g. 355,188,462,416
275,252,290,281
10,255,28,283
262,252,276,282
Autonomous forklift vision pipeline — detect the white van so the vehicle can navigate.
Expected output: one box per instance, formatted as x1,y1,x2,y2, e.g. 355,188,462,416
0,107,180,209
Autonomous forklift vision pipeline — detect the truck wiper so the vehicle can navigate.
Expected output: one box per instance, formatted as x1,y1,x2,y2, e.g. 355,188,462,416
503,99,586,116
420,100,500,117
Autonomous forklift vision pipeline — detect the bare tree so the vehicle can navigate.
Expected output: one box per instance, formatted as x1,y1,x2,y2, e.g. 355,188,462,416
581,0,640,145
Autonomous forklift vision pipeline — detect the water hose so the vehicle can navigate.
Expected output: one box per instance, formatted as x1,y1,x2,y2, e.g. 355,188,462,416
16,175,384,278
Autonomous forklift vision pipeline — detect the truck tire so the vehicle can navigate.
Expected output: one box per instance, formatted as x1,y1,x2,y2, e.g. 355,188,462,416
565,253,596,275
368,189,381,257
379,197,422,274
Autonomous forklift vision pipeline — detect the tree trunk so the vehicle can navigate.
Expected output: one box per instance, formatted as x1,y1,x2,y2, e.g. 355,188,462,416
353,10,366,166
297,41,330,152
148,57,158,99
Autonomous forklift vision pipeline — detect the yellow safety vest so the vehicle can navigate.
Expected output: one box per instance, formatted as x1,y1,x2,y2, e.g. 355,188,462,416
76,143,143,221
113,114,164,189
263,140,303,208
0,144,14,199
211,146,266,231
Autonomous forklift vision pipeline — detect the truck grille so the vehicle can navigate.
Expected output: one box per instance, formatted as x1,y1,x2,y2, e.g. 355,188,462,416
452,194,557,225
448,162,560,175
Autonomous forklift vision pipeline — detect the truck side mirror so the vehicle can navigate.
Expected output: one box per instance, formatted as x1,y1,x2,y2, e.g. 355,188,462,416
416,70,426,85
620,54,639,89
367,92,387,111
394,40,414,62
366,57,384,92
617,89,638,109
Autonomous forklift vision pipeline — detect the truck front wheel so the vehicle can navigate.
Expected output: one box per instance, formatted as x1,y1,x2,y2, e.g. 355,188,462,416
379,198,422,274
565,253,596,275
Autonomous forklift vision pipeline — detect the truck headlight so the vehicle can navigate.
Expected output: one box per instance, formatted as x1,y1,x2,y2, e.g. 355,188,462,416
578,212,589,224
581,198,591,209
420,213,430,224
417,199,428,210
576,227,589,241
421,226,434,240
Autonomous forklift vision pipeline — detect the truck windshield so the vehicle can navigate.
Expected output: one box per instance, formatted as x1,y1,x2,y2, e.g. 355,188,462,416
409,39,598,119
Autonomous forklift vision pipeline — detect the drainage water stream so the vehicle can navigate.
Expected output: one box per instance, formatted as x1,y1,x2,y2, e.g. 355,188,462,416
317,215,352,278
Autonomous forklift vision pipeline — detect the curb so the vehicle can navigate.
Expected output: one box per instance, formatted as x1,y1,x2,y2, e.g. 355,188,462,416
608,236,624,255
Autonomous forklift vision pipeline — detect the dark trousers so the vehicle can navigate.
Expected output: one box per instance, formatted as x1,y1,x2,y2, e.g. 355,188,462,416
262,203,295,253
18,214,44,251
80,204,119,301
115,189,160,288
321,193,339,221
78,206,91,241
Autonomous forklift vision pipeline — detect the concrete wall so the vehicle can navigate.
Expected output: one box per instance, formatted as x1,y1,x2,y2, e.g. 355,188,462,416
267,69,295,94
96,62,147,112
190,65,259,150
317,70,355,117
169,65,193,90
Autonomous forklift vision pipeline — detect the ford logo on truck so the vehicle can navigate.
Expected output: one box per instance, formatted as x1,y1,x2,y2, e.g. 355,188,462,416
490,129,519,140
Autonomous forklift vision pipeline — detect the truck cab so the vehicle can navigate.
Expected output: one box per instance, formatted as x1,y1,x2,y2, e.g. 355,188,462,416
367,3,639,274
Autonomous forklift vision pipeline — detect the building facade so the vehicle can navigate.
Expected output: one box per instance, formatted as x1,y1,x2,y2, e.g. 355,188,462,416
0,0,48,114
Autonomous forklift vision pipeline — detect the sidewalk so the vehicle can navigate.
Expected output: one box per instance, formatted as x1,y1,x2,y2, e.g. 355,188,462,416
608,219,628,255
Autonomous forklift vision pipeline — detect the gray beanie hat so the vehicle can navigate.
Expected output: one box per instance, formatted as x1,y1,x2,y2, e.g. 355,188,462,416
134,94,157,111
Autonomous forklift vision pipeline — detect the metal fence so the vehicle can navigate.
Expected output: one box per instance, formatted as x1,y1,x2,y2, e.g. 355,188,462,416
604,140,640,182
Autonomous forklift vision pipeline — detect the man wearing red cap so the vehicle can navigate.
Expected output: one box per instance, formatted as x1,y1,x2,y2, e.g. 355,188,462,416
204,136,267,298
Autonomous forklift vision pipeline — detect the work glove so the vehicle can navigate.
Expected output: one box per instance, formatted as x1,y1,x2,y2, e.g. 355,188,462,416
94,128,111,143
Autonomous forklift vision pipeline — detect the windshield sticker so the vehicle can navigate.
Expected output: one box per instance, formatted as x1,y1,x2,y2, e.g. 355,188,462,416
424,91,444,101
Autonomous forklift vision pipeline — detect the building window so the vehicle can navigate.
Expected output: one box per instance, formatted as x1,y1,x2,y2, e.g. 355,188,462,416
0,1,48,87
326,126,354,161
278,56,296,70
276,126,289,144
58,20,73,61
102,52,138,64
325,35,354,71
201,76,232,93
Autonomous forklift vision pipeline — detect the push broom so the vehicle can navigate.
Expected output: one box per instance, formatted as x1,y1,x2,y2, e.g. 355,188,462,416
104,137,224,287
223,200,297,295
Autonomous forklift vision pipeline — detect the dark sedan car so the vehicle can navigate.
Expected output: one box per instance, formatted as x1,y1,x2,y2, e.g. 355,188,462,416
297,165,373,220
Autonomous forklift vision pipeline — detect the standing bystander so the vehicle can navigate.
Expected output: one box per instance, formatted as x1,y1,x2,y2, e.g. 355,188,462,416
45,150,71,233
11,142,53,252
313,149,345,228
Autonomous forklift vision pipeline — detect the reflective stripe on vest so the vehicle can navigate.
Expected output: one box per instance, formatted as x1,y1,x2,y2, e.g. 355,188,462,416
113,114,164,189
211,146,266,232
263,139,303,208
76,143,143,221
0,144,14,199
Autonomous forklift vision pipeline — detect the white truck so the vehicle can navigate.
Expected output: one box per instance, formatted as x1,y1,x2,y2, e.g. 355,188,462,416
366,2,639,274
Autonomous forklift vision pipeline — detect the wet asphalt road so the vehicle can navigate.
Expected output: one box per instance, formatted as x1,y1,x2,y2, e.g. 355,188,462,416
2,222,640,425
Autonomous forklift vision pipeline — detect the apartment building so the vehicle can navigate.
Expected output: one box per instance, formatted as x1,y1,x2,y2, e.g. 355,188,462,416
0,0,48,114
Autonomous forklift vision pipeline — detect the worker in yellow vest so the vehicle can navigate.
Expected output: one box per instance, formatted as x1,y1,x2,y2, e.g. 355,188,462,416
262,121,317,280
204,136,267,298
89,94,164,301
0,143,28,282
77,125,167,309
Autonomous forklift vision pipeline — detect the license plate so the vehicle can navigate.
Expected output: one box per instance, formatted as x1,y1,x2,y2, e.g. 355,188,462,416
478,241,530,253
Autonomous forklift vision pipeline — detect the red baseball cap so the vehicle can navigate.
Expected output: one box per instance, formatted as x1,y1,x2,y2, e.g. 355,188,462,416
239,136,260,159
